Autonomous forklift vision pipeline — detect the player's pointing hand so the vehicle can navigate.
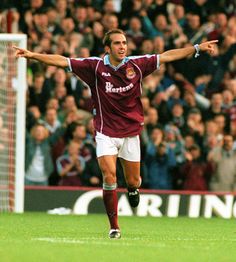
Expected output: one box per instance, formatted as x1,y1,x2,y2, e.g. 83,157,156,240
13,46,33,58
199,40,218,54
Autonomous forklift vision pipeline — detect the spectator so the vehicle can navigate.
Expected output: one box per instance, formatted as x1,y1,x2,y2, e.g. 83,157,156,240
164,123,185,165
59,17,83,55
91,21,105,56
166,85,184,110
145,107,160,136
125,16,145,50
26,105,41,131
25,121,69,186
142,13,169,39
85,117,96,148
208,11,228,41
169,103,185,132
183,107,205,146
140,39,154,55
203,119,223,152
141,95,151,117
7,0,236,194
145,141,176,190
46,97,60,111
42,107,61,134
214,113,228,135
222,89,235,112
184,12,205,44
54,0,70,25
46,7,62,35
147,0,168,22
28,72,52,114
56,141,86,186
53,67,67,90
102,13,119,31
182,90,199,116
31,10,51,43
203,92,225,121
183,134,196,151
29,0,45,13
103,0,117,15
69,122,94,162
153,35,165,54
82,157,103,187
58,95,79,123
73,5,94,50
180,144,213,191
86,5,102,24
66,47,92,108
172,4,186,28
53,85,67,108
221,89,236,132
73,5,89,34
53,36,70,56
208,134,236,191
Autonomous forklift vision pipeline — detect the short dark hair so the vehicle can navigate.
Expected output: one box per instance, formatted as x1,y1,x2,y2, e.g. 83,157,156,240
103,29,125,47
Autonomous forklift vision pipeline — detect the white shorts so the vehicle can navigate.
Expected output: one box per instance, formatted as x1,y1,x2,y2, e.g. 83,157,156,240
95,132,140,162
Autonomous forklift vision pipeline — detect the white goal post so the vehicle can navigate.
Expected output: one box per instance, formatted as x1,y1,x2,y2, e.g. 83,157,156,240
0,34,27,213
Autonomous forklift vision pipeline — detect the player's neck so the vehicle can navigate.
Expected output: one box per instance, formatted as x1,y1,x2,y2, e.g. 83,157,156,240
109,55,124,67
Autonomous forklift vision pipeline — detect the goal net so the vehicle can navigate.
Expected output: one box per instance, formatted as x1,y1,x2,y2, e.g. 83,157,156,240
0,34,27,213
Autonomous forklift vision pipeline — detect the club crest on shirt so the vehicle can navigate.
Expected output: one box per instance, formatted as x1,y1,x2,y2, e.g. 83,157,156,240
126,67,136,79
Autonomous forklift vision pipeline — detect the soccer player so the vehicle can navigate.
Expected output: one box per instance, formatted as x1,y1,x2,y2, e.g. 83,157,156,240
14,29,217,239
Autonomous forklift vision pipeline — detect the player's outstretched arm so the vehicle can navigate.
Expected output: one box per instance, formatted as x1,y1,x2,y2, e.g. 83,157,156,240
159,40,218,64
13,46,68,68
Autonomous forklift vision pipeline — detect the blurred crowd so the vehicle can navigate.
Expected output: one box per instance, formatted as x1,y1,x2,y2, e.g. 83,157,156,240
1,0,236,191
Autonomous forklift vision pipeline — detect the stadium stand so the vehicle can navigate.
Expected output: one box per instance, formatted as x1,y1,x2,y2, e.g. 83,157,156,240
2,0,236,191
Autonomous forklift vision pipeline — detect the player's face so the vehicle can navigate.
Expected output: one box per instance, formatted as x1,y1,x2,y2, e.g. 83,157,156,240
107,33,127,66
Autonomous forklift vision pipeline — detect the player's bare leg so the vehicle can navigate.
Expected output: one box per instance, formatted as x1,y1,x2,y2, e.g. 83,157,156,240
97,155,121,239
120,159,141,208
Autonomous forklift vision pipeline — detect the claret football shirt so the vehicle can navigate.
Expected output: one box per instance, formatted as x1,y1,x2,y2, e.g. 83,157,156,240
67,54,160,138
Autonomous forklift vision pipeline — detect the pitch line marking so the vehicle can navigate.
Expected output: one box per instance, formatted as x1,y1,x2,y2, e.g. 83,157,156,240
32,236,236,250
33,237,167,248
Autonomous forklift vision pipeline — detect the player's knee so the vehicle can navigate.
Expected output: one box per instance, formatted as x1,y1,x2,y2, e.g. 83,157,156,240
99,164,116,182
127,176,141,189
102,169,117,185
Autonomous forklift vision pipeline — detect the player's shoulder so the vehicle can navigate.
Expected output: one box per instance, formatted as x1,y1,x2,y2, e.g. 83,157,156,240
127,54,158,66
69,57,102,71
71,57,102,62
127,54,157,61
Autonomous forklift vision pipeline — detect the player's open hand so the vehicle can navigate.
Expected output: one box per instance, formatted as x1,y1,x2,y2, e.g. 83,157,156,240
199,40,218,54
13,46,33,58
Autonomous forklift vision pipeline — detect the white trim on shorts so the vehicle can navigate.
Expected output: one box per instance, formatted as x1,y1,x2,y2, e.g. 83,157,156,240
95,132,140,162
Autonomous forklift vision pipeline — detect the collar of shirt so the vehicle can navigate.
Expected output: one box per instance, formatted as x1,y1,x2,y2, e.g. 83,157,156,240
103,54,129,70
223,150,234,158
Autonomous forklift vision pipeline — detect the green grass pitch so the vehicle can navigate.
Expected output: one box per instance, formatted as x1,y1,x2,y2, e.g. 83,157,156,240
0,213,235,262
